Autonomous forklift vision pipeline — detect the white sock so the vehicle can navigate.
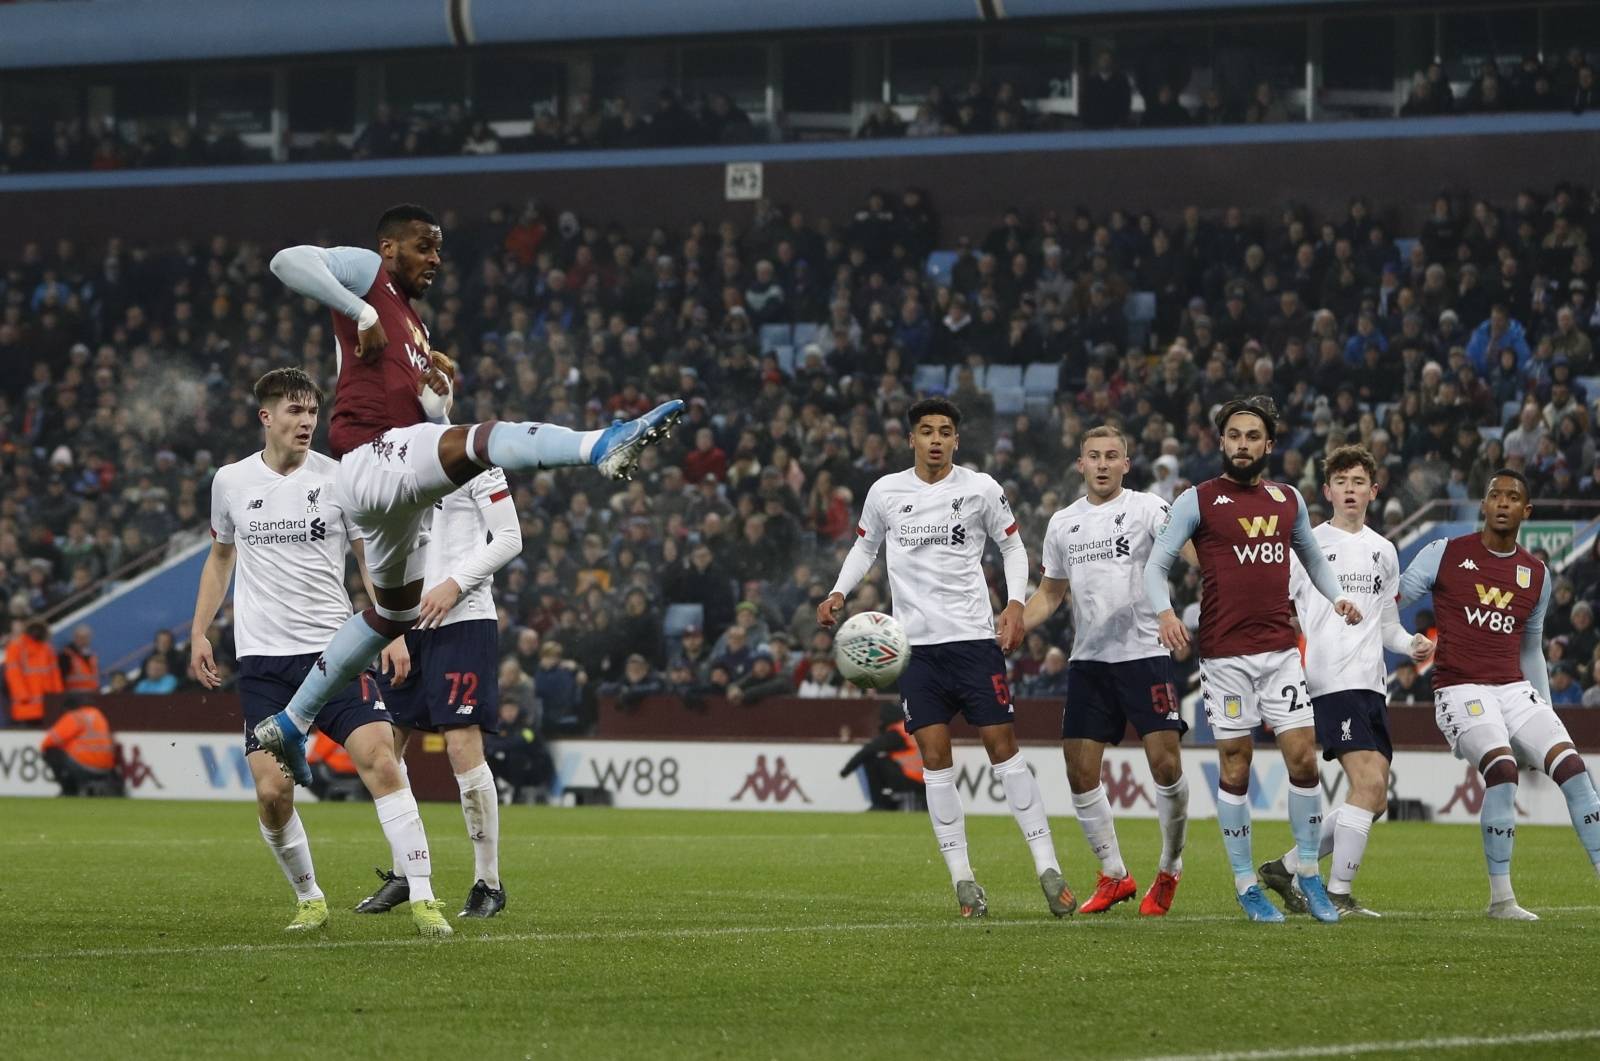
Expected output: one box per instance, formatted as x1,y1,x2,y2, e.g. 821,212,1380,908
1329,806,1374,896
1489,873,1516,904
259,811,323,901
1154,775,1189,875
375,788,434,902
994,753,1059,876
389,760,412,878
1071,784,1127,879
456,762,501,889
923,766,975,886
1282,804,1341,875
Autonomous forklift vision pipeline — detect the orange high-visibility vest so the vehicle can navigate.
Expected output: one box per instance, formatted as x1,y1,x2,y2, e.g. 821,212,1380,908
888,721,924,784
5,635,64,722
40,706,115,771
307,732,357,775
61,647,99,695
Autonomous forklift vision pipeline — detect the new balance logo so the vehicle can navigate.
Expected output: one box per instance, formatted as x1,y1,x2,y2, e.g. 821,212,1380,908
901,505,913,513
1070,524,1080,534
247,499,264,510
1474,584,1514,609
1457,558,1479,570
1326,553,1337,563
1212,494,1234,505
1237,515,1279,538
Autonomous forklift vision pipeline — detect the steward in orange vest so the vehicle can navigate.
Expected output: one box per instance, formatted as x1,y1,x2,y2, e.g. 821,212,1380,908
840,703,927,809
40,705,123,796
59,626,100,696
5,622,64,724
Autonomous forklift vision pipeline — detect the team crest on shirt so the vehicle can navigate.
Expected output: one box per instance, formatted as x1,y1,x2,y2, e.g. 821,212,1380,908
1264,484,1286,503
306,487,321,514
1114,512,1126,528
1372,551,1381,566
1223,695,1243,720
951,497,964,516
1516,565,1532,589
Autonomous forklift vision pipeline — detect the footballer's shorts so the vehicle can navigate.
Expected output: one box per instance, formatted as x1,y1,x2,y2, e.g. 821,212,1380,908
1434,680,1572,768
238,653,390,755
1199,647,1314,739
1312,689,1392,762
338,422,458,588
383,619,501,734
898,639,1015,734
1062,655,1187,744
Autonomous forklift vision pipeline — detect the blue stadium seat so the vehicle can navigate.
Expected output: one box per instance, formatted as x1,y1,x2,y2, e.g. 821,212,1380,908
1124,291,1157,351
924,250,959,285
948,364,985,391
760,323,793,350
1577,374,1600,398
912,364,947,395
663,603,704,640
1024,395,1054,419
992,387,1025,416
773,345,795,376
1501,399,1522,425
1394,237,1418,262
1023,362,1058,397
792,322,821,347
986,364,1023,392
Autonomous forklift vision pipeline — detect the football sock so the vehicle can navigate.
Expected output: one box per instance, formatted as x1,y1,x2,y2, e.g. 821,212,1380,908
1071,784,1127,879
259,811,322,901
1329,805,1374,896
456,762,501,889
994,753,1059,876
1216,789,1256,893
1482,781,1517,903
482,422,602,470
375,788,434,903
1557,773,1600,871
924,766,975,886
1287,782,1323,878
1154,775,1189,875
283,615,390,732
1281,802,1340,875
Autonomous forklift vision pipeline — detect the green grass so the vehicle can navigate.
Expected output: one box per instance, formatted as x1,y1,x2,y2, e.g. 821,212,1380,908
3,798,1599,1060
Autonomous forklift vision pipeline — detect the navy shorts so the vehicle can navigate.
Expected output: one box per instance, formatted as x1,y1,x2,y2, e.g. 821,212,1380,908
383,619,501,734
898,639,1015,734
237,654,390,754
1063,656,1188,744
1312,689,1392,762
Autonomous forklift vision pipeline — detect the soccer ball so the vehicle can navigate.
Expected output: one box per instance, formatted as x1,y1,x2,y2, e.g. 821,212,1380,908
833,611,910,690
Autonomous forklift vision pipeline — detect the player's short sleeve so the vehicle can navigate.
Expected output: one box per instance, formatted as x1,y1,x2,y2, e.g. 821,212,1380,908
473,467,512,509
1041,514,1070,580
209,469,234,544
1288,550,1309,602
982,474,1020,540
1142,492,1170,540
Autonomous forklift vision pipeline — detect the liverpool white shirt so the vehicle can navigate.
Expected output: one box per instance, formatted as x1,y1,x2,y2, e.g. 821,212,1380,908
1042,488,1170,663
423,467,512,627
1289,521,1405,697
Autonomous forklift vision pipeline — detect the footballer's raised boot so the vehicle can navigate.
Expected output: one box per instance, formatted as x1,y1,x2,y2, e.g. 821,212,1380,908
1039,868,1078,918
1258,858,1309,915
253,711,312,787
955,879,988,919
1236,884,1286,923
459,879,507,919
1330,892,1381,918
1078,872,1137,914
354,868,410,913
284,898,328,933
1139,871,1181,916
593,399,684,481
1487,898,1539,921
411,898,454,937
1297,874,1341,923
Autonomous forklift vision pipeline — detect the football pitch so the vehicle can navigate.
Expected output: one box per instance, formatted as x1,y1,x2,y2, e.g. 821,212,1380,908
5,798,1599,1060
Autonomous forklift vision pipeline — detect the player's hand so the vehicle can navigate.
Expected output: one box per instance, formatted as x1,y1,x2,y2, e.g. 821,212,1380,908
816,592,845,628
417,578,462,629
1409,633,1435,663
191,636,221,689
996,601,1025,654
1156,609,1190,653
1334,598,1363,625
726,683,744,704
380,637,411,686
357,314,387,359
418,351,455,397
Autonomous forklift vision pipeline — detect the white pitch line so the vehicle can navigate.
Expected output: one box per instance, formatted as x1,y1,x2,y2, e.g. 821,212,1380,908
14,904,1600,963
1131,1027,1600,1061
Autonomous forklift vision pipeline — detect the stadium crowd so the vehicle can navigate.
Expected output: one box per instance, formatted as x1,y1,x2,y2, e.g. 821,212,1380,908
7,173,1600,733
1,43,1595,176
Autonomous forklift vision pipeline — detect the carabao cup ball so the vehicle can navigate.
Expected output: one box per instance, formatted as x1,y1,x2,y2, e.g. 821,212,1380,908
833,611,910,690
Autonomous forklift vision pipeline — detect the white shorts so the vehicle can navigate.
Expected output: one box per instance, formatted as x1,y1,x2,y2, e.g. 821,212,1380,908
1434,681,1573,769
338,423,458,588
1200,648,1314,738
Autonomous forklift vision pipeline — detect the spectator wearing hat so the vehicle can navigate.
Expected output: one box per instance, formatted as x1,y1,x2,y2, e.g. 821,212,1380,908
726,649,794,706
602,653,666,711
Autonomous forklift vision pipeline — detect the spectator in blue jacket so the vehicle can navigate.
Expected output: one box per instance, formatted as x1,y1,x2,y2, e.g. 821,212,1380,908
1465,303,1532,373
533,641,587,734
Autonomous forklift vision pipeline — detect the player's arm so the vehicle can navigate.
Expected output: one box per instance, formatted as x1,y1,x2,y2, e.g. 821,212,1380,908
1397,538,1446,607
420,476,522,629
1144,487,1201,651
1023,576,1067,633
986,487,1029,652
819,484,885,628
1291,499,1362,624
1522,570,1554,705
1379,546,1432,661
189,540,236,689
268,245,386,357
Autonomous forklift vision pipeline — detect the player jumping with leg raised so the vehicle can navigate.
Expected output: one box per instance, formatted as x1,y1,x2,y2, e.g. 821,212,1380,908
1400,469,1600,920
1260,445,1433,918
1144,396,1363,923
254,204,680,787
819,398,1074,919
1023,425,1193,916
